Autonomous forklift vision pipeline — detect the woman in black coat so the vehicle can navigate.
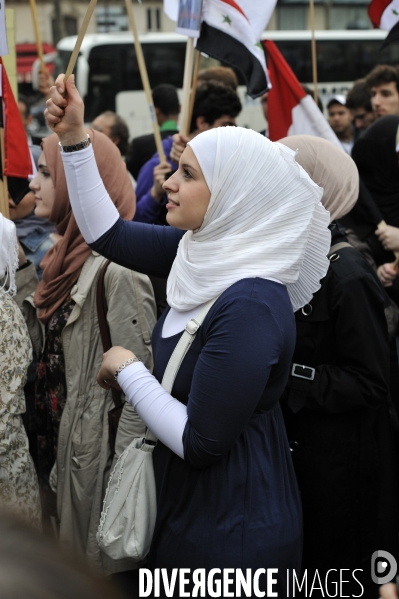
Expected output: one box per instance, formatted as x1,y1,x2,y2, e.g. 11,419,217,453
279,136,398,599
348,115,399,299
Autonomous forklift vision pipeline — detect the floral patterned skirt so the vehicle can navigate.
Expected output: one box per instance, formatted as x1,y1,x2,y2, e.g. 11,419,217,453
35,299,75,518
0,290,41,530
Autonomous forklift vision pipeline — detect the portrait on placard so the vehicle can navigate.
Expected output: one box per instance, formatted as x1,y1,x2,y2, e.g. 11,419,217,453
176,0,203,37
0,1,9,57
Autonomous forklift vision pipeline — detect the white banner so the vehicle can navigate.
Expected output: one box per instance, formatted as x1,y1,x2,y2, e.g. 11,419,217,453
0,0,9,56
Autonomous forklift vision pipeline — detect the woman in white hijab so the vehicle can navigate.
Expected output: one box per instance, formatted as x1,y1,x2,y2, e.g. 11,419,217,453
0,214,41,529
46,76,332,594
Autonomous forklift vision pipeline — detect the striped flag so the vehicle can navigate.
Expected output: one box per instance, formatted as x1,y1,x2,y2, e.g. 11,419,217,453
196,0,273,98
0,59,33,178
368,0,399,47
263,40,341,147
164,0,273,98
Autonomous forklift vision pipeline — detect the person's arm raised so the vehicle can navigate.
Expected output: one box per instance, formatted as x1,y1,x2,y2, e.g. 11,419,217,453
45,74,86,145
45,74,183,278
45,74,120,244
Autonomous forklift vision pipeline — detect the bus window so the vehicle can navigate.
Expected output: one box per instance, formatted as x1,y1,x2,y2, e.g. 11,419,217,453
274,39,399,84
84,42,186,121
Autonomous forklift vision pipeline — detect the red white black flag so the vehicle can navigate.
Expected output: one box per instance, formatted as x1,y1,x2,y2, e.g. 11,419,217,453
368,0,399,48
196,0,273,98
263,40,341,147
164,0,274,98
0,59,33,178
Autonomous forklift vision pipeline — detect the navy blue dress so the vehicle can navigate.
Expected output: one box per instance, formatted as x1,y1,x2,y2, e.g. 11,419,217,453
92,219,302,593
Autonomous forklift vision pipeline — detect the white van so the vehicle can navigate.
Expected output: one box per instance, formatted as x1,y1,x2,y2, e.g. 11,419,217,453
47,29,399,136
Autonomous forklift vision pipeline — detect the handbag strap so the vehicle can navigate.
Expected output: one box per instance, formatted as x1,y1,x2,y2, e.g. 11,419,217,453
144,296,219,444
328,242,352,256
161,295,220,394
96,260,124,409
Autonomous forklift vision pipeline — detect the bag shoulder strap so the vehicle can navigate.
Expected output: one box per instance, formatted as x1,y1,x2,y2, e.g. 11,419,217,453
328,242,352,257
161,295,219,394
96,260,123,409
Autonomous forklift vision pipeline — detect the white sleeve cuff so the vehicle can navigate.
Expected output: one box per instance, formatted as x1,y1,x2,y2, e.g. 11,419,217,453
117,361,187,459
61,145,119,243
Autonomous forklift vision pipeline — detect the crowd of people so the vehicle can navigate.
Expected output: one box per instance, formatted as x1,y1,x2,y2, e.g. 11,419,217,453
2,57,399,599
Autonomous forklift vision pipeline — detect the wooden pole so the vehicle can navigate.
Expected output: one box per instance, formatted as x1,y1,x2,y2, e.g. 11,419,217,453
179,37,195,137
309,0,318,106
28,0,46,73
187,50,201,135
125,0,166,162
0,128,10,218
63,0,98,83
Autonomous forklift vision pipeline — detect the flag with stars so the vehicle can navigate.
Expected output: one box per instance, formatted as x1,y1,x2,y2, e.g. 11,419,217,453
368,0,399,48
195,0,273,98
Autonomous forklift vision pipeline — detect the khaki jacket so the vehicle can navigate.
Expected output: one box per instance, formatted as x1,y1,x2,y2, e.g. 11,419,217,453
16,253,157,573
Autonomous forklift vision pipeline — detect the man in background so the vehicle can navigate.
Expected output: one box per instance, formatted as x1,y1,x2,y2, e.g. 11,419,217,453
366,65,399,118
346,79,375,139
126,84,180,180
327,95,354,154
92,111,130,157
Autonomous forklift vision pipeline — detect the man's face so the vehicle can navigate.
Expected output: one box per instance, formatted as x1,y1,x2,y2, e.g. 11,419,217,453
350,107,375,131
370,82,399,117
328,103,353,136
91,114,114,140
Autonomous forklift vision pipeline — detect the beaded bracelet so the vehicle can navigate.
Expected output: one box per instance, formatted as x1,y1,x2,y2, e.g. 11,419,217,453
114,357,141,380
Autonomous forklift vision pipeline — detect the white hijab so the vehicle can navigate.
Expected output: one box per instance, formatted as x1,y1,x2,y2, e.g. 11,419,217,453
166,127,331,312
0,214,19,296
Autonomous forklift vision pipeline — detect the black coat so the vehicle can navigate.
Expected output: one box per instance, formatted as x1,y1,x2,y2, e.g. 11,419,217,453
344,115,399,304
281,228,398,596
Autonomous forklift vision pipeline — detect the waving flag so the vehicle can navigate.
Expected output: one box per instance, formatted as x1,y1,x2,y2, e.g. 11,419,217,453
195,0,272,98
0,59,32,178
263,40,341,147
368,0,399,47
164,0,273,98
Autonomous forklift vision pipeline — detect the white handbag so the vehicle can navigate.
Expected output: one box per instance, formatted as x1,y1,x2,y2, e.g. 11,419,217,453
97,296,219,561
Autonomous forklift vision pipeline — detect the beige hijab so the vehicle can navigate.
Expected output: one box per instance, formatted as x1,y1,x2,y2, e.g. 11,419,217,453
278,135,359,222
34,129,136,324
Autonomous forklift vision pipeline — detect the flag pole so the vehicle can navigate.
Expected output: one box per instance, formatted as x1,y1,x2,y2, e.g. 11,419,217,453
0,127,10,218
187,50,201,134
28,0,46,73
63,0,98,83
309,0,318,106
179,37,195,137
125,0,166,162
